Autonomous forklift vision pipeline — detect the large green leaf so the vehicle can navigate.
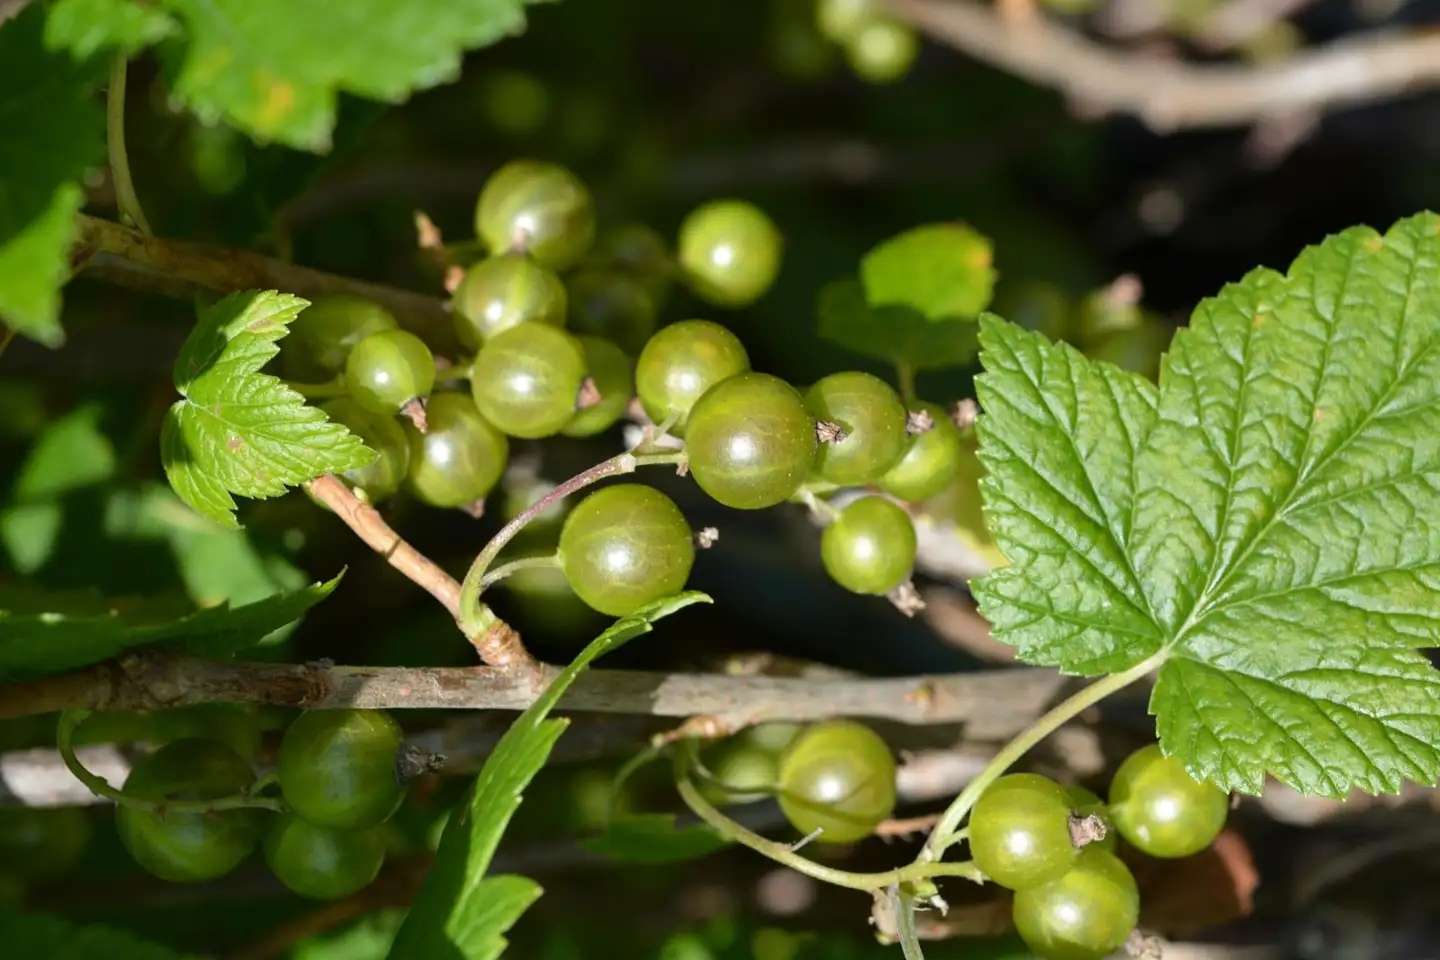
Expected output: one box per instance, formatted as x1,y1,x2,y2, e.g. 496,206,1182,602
388,591,711,960
0,910,198,960
0,8,105,347
974,211,1440,798
0,574,341,680
161,289,374,529
861,223,995,321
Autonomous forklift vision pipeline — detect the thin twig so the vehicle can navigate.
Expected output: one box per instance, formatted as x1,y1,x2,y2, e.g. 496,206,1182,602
106,58,151,236
886,0,1440,131
304,476,462,621
72,215,456,349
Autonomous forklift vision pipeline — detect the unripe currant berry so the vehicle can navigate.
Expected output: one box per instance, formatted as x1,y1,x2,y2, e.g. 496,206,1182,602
685,372,816,510
320,398,411,504
876,401,964,503
344,329,436,416
470,323,589,439
116,739,262,883
558,483,695,617
804,371,908,485
776,720,896,843
678,200,783,308
820,496,916,595
994,280,1073,343
280,295,399,382
276,709,406,831
405,393,508,510
635,319,751,435
263,813,386,900
566,269,659,356
844,18,919,84
452,253,567,350
594,222,673,307
475,160,595,270
562,337,634,438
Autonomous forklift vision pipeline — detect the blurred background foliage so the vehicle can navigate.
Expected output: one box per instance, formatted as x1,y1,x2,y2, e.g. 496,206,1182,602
6,0,1440,955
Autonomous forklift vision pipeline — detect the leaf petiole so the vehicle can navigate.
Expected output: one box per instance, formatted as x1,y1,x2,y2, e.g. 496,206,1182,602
107,57,152,237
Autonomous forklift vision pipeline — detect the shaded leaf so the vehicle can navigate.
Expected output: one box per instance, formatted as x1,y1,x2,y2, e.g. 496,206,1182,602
817,280,979,372
861,223,995,320
580,813,729,864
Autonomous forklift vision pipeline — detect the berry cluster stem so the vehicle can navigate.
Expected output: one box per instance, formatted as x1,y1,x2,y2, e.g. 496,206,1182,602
918,652,1165,862
57,709,284,814
478,553,562,591
456,450,687,636
107,57,152,237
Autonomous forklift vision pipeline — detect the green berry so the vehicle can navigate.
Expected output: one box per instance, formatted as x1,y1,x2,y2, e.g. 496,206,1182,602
1073,287,1143,348
558,484,695,617
277,710,406,831
969,773,1079,891
844,18,918,84
1087,315,1170,382
635,320,751,435
685,373,815,509
567,269,659,357
595,222,674,310
876,401,963,502
280,295,399,382
678,200,783,308
994,281,1072,343
263,813,386,900
562,337,634,438
475,160,595,270
699,739,779,807
0,806,92,881
1012,848,1139,960
471,323,589,439
405,393,508,510
776,720,896,844
1107,744,1228,859
318,398,411,504
452,254,567,350
344,329,436,416
804,371,908,485
116,738,261,883
820,496,916,595
816,0,877,42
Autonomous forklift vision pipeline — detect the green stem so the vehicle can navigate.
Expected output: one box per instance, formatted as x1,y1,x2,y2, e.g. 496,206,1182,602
107,57,152,237
58,710,284,814
286,377,350,399
456,450,688,636
895,362,917,405
793,487,842,524
674,745,982,892
0,326,15,362
478,553,561,591
919,653,1165,861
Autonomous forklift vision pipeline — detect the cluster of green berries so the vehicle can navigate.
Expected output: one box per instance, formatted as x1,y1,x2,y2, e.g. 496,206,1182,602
114,709,408,900
970,745,1230,959
280,159,974,617
814,0,920,84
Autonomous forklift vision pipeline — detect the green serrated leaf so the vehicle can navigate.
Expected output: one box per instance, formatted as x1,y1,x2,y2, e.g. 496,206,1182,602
0,7,106,346
389,591,712,960
159,0,529,151
974,211,1440,799
11,404,117,501
161,289,375,528
44,0,179,59
0,908,200,960
0,573,341,680
861,223,995,321
580,813,729,864
817,280,980,372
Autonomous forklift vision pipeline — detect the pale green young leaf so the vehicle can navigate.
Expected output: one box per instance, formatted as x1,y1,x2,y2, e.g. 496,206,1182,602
161,289,375,528
159,0,531,151
975,211,1440,798
0,573,341,680
0,909,199,960
44,0,179,59
861,223,995,321
0,7,105,347
817,280,979,372
389,591,712,960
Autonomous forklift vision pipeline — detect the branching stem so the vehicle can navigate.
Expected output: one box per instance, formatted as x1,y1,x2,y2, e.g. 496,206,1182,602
479,553,562,591
919,652,1165,861
107,58,152,237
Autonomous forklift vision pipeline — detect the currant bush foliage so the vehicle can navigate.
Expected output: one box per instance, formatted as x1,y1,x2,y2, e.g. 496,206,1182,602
160,290,376,528
0,909,197,960
975,211,1440,798
391,592,711,960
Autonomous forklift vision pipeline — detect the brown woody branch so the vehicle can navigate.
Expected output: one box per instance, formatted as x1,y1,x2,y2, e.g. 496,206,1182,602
887,0,1440,131
72,215,457,350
